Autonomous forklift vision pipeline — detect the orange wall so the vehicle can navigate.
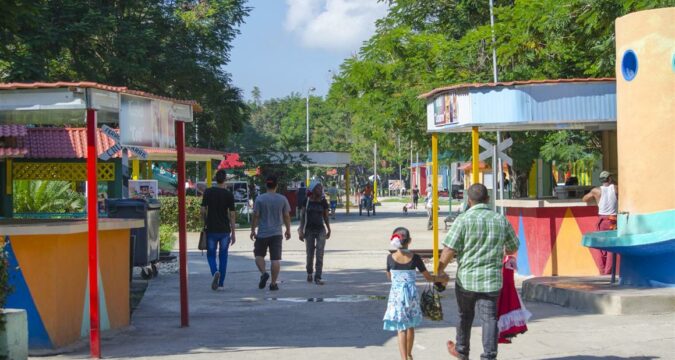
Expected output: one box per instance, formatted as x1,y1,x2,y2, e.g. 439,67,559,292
10,229,130,348
616,8,675,214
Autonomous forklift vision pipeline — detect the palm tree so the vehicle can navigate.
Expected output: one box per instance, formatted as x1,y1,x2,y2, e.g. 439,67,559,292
13,180,85,214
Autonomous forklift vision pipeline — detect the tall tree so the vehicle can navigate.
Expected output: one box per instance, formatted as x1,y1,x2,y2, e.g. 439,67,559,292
0,0,250,149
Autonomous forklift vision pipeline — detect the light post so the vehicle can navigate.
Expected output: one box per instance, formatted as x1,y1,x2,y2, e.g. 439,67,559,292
306,86,315,185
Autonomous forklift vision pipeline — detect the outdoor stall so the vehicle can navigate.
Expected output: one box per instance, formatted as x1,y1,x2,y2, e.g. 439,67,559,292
421,78,618,276
583,8,675,287
0,82,199,356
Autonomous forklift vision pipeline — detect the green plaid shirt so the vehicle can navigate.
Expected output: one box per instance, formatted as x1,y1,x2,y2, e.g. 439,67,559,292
443,203,519,293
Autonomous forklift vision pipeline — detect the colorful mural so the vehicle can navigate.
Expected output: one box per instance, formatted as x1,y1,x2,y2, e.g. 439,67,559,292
3,230,130,349
506,206,604,277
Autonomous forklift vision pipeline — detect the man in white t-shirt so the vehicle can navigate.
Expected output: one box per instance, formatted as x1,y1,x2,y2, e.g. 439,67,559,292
583,170,618,275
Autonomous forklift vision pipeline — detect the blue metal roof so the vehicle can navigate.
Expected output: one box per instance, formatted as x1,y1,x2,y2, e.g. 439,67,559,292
424,79,616,133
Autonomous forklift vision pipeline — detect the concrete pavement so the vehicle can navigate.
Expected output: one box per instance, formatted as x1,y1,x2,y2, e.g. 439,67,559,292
41,202,675,359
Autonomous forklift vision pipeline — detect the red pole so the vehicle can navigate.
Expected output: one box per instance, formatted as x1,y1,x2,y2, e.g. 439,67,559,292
86,108,101,358
176,120,189,327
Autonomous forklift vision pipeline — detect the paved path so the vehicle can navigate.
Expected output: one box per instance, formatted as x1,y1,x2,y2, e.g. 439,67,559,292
42,202,675,359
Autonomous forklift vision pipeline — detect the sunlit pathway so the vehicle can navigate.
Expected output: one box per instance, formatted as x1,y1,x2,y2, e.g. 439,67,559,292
41,202,675,359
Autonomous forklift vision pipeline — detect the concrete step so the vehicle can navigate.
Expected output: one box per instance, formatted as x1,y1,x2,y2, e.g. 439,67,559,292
522,276,675,315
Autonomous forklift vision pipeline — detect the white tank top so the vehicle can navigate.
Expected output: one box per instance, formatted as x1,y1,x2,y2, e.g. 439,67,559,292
598,184,618,216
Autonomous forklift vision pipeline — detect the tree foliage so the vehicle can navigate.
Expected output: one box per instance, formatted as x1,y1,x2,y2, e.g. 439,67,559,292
325,0,669,192
0,0,250,150
13,180,85,213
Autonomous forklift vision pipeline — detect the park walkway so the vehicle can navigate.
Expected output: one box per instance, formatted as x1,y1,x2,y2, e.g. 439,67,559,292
42,202,674,359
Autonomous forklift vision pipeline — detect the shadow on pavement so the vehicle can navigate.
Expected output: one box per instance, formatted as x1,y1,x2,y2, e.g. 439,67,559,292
541,357,660,360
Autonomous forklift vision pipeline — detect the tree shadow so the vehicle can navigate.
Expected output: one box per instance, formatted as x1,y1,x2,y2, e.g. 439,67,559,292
540,356,659,360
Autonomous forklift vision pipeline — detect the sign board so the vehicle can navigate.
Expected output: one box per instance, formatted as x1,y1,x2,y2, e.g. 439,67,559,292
477,138,512,166
99,125,148,160
388,180,404,191
129,180,158,200
119,95,176,149
244,169,258,177
427,90,470,131
226,181,249,203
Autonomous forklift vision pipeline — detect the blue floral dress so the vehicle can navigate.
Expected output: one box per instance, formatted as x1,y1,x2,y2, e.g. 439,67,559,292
383,270,422,331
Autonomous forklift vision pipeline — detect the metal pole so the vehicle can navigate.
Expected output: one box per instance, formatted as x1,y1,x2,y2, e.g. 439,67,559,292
432,134,439,273
489,0,498,84
345,166,350,214
176,121,189,327
492,145,498,211
306,92,310,185
398,135,402,196
86,108,101,359
373,143,378,203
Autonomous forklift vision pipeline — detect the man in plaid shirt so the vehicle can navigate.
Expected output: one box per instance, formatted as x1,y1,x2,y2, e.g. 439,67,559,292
437,183,519,360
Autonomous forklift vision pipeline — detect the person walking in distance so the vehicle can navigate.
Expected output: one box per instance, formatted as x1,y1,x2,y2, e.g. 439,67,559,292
412,185,419,209
200,169,237,290
299,181,332,285
327,181,339,219
437,184,519,360
583,170,618,275
250,175,292,291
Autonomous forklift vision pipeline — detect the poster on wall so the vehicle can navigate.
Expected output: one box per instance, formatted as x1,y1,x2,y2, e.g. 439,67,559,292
120,95,177,149
129,180,159,200
226,181,249,203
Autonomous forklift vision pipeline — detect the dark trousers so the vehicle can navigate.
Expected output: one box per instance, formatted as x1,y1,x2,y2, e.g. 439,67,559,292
455,284,500,360
305,228,326,279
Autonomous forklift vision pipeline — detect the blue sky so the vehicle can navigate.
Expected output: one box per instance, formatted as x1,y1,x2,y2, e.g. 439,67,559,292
227,0,387,101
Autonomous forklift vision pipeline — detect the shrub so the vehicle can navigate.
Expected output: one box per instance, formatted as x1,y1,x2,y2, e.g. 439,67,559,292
159,224,178,252
158,196,203,232
13,180,85,213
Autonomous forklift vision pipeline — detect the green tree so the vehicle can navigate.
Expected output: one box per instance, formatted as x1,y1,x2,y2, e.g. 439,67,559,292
0,0,250,149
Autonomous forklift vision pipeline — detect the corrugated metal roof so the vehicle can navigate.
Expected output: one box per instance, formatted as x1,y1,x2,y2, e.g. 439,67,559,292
0,82,202,112
419,78,615,99
425,80,617,133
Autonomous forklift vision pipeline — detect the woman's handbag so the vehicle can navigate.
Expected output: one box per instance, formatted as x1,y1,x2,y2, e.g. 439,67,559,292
421,283,443,321
198,228,208,251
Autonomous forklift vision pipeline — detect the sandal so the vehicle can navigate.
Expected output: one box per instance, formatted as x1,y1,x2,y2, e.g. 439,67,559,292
447,340,461,358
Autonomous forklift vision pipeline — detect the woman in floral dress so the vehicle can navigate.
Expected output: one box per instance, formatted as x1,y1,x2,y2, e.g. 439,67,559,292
383,227,448,360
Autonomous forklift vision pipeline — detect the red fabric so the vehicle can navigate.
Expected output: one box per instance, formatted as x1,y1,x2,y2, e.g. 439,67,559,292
497,258,528,344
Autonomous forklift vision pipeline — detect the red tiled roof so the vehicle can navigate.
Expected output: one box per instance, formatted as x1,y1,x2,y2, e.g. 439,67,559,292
0,125,28,137
419,78,616,99
0,148,29,157
2,127,227,160
0,82,202,112
18,127,116,159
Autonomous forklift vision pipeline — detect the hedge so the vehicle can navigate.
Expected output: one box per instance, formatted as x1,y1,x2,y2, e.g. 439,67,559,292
158,196,250,232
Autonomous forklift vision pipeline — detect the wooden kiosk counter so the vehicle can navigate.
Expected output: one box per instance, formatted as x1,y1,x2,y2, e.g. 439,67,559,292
1,218,143,349
495,198,603,277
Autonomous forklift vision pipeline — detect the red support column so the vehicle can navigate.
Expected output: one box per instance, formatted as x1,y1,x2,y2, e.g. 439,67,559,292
86,108,101,358
176,121,189,327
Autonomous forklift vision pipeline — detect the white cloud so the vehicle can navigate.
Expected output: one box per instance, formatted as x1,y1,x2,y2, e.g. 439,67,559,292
285,0,388,52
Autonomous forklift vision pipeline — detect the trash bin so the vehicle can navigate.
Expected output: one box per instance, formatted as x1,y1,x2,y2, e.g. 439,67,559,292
107,198,161,279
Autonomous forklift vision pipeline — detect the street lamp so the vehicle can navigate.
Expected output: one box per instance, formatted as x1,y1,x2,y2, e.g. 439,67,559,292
306,86,316,184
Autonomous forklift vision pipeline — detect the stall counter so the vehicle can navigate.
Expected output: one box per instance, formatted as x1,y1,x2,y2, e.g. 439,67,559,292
1,218,143,350
496,198,606,277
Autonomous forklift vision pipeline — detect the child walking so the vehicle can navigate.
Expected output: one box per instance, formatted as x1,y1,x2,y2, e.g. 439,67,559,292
383,227,448,360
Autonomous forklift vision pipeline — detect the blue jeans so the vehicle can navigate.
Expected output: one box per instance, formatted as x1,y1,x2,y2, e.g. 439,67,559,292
206,232,231,286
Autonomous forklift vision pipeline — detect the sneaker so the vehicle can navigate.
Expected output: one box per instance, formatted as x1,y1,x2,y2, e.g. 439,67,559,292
269,283,279,291
314,278,324,286
307,274,313,282
258,272,270,289
211,271,220,291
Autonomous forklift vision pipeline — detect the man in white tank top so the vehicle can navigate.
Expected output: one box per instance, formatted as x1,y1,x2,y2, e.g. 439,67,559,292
583,171,618,275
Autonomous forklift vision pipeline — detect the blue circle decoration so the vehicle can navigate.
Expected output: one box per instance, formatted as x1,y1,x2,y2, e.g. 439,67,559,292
621,50,638,81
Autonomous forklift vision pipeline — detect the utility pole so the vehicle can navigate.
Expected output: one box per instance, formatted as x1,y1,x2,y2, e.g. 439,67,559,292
489,0,506,214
